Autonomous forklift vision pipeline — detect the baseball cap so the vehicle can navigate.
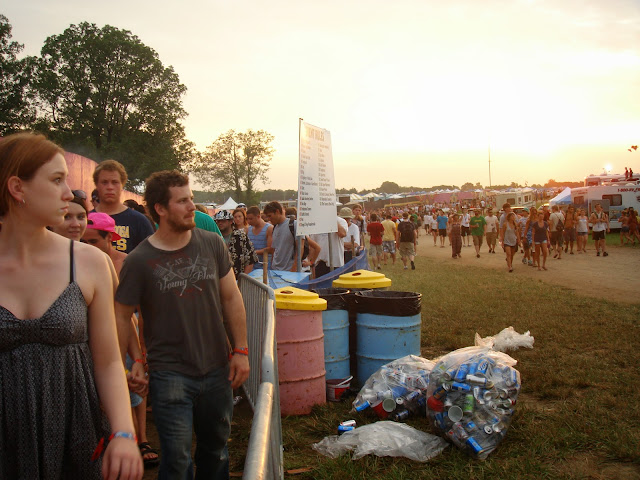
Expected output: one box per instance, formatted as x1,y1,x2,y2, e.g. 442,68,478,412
214,210,233,221
86,212,122,240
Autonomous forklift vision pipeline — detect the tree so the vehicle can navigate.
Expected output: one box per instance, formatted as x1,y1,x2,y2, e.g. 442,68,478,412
31,22,189,187
189,129,274,205
379,181,402,194
0,15,34,133
460,182,474,191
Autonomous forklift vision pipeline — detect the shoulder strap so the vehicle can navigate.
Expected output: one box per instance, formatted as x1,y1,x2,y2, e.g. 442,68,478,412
69,240,75,284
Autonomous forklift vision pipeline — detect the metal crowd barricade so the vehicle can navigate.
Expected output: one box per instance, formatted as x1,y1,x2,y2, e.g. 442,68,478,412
238,274,284,480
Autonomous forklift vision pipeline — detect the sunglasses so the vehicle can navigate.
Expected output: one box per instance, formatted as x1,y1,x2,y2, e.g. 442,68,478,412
72,189,87,200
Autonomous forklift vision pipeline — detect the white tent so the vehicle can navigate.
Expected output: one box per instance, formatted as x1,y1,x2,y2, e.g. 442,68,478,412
549,187,572,206
217,197,238,211
350,193,365,202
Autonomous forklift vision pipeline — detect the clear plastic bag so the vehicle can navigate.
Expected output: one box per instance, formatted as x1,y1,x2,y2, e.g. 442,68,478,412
312,421,449,462
351,355,435,421
475,326,535,352
426,346,521,460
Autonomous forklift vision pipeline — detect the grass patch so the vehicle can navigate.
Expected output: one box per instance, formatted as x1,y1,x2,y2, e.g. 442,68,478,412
229,254,640,479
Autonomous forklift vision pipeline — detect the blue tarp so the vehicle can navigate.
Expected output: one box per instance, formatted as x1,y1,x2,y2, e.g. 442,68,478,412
248,249,370,290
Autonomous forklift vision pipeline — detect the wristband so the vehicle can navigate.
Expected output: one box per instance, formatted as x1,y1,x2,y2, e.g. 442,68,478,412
232,347,249,356
91,431,137,461
134,358,145,364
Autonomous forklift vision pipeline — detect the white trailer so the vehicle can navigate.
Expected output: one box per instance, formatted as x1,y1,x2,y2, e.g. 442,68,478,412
491,189,536,209
571,182,640,229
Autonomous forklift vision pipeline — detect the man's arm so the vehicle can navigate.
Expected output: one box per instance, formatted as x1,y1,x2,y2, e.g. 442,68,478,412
219,269,250,389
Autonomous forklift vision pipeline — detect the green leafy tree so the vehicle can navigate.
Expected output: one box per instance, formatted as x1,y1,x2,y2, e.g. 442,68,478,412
379,181,402,194
189,129,274,205
31,22,189,187
0,15,34,133
460,182,475,191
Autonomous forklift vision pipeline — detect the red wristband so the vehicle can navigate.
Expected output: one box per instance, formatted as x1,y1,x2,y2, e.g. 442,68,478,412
232,347,249,356
134,358,145,364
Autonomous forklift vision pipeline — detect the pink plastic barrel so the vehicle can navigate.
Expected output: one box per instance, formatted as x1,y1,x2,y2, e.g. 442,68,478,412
276,308,327,415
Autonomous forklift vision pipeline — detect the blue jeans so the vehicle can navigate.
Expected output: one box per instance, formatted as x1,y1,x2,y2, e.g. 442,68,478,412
150,367,233,480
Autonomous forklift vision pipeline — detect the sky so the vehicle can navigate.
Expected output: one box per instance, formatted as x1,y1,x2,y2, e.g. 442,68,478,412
5,0,640,191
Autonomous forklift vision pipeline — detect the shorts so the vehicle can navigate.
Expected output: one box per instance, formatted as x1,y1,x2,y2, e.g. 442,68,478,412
550,231,563,246
398,242,415,258
485,232,497,245
438,228,447,237
563,228,576,242
592,230,606,241
521,238,530,249
382,240,396,254
461,226,470,237
621,226,630,233
534,240,548,245
577,231,588,236
369,243,383,256
472,235,484,247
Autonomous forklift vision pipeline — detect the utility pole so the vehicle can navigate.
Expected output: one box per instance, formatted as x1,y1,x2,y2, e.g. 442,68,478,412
488,144,492,188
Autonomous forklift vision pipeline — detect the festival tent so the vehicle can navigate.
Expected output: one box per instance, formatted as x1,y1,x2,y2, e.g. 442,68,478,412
217,197,239,211
458,191,475,200
549,187,572,206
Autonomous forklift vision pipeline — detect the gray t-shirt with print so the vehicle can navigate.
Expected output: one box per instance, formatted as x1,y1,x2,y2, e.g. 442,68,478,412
116,228,232,377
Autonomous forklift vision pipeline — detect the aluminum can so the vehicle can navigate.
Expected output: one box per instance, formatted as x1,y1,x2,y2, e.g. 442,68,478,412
451,381,471,392
463,394,475,415
466,436,484,455
454,364,470,382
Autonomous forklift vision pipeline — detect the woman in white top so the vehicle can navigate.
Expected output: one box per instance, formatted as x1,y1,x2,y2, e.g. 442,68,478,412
576,208,589,253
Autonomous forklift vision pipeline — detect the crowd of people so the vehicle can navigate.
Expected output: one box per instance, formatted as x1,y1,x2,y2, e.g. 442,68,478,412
1,132,637,478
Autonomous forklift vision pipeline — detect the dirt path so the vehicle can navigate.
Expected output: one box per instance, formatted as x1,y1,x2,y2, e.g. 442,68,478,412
414,233,640,305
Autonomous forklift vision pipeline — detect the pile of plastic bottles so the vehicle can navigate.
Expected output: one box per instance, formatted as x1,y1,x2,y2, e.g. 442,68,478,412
352,355,434,421
426,346,521,459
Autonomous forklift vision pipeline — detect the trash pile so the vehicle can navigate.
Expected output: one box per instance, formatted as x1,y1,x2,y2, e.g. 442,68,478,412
426,346,521,459
314,327,533,462
351,355,434,421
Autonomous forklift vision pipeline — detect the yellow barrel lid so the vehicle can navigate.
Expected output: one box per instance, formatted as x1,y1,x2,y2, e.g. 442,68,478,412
274,287,327,311
332,269,392,289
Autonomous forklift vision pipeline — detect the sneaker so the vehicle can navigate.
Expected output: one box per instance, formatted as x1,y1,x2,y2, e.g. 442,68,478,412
377,265,382,269
522,258,527,264
528,260,533,266
603,251,608,257
411,261,415,270
596,251,600,256
477,254,480,258
404,266,408,270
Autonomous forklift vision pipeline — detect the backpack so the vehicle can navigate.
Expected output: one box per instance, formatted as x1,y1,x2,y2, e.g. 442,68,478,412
398,221,415,242
554,214,564,232
288,217,309,260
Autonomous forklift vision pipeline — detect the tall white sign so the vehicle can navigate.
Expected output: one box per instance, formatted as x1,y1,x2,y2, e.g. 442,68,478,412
297,121,337,236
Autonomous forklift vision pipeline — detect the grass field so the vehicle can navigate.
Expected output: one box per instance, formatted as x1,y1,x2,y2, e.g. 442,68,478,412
228,252,640,479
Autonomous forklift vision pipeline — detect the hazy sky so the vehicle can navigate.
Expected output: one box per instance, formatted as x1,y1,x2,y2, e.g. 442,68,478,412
5,0,640,190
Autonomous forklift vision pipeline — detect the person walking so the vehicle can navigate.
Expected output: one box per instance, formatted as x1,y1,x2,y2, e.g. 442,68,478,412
500,212,520,272
469,208,486,258
590,203,610,256
576,208,589,253
484,208,499,253
532,210,551,270
115,170,250,479
0,133,142,479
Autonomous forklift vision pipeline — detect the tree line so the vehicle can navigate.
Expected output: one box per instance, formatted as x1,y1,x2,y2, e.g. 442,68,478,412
0,15,273,201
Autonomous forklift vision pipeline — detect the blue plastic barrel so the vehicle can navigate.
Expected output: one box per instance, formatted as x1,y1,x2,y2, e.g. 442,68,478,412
353,291,422,383
313,288,350,379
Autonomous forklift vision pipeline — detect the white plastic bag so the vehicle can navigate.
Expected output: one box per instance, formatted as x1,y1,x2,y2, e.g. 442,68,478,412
475,326,534,352
312,421,448,462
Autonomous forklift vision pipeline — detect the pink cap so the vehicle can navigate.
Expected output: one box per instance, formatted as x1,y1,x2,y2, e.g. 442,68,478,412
87,212,122,240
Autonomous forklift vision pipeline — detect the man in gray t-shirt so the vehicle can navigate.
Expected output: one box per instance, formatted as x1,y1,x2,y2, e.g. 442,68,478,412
115,170,249,478
264,201,296,271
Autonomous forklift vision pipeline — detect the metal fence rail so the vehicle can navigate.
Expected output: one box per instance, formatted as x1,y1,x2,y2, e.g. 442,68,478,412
238,274,283,480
